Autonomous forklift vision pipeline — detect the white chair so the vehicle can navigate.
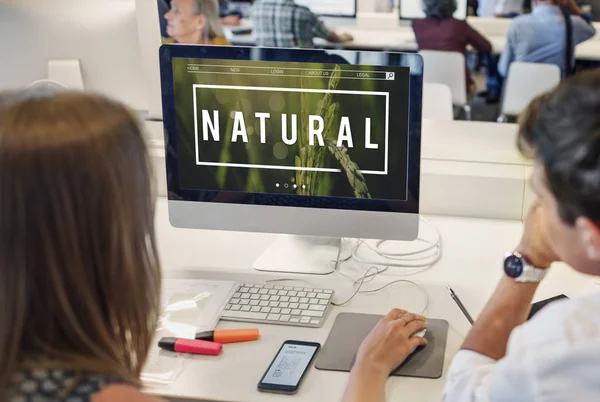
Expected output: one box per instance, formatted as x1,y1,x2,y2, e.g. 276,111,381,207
498,62,561,122
422,83,454,121
419,50,471,120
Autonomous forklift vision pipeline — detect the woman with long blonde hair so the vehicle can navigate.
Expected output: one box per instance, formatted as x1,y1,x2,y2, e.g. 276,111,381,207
0,90,163,402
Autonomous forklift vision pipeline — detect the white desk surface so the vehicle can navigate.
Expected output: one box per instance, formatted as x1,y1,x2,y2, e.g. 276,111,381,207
421,120,529,166
152,198,596,402
230,16,600,61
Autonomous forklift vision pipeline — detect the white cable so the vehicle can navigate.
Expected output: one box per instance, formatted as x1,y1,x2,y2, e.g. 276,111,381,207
26,79,68,90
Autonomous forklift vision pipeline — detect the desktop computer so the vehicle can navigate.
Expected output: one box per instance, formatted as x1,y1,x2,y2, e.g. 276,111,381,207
0,0,148,113
159,45,424,275
399,0,468,20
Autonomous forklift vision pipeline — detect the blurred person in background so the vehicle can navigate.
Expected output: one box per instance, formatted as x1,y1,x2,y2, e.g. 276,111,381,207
499,0,596,77
0,90,163,402
413,0,501,101
251,0,353,47
219,0,243,25
163,0,231,45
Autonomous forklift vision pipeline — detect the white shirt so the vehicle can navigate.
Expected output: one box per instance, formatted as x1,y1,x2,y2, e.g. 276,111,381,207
478,0,522,17
443,291,600,402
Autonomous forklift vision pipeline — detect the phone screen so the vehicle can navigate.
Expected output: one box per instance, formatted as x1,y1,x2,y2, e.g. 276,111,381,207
260,342,319,388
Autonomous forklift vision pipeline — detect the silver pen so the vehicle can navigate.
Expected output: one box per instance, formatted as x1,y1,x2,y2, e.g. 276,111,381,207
447,284,474,325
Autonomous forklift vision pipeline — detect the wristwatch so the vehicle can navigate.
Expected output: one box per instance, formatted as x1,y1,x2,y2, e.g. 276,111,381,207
503,251,547,282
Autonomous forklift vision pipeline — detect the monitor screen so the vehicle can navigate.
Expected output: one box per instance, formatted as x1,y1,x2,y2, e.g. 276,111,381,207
160,46,422,216
295,0,357,17
399,0,468,20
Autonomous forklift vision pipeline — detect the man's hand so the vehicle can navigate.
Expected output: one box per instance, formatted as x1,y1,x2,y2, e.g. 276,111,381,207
557,0,583,15
516,202,561,268
339,32,353,42
221,15,241,26
342,309,427,402
354,309,427,377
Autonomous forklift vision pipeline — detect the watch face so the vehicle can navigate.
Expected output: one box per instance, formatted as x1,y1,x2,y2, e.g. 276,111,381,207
504,254,524,278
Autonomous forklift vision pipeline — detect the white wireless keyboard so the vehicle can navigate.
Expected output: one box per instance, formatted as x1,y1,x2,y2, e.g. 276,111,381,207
220,283,334,328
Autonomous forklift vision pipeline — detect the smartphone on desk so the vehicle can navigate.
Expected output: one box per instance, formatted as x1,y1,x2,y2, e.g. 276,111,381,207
258,340,320,395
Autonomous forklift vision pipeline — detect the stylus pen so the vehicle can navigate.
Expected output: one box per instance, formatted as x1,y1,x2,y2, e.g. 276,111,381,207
446,285,474,325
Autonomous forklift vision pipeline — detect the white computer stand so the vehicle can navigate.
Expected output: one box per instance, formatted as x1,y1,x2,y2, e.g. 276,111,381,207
253,235,345,275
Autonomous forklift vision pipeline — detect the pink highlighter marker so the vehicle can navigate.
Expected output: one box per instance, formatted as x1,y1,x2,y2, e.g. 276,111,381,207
158,337,222,356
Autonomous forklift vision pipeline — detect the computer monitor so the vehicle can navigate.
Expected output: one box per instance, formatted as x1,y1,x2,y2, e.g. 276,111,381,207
399,0,468,20
159,45,423,274
0,0,148,113
295,0,357,18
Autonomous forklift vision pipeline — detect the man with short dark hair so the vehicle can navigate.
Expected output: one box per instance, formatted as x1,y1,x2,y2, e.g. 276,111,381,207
443,69,600,401
498,0,596,76
251,0,352,48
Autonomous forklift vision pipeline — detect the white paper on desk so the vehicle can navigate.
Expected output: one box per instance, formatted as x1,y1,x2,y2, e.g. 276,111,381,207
157,279,237,338
142,279,237,386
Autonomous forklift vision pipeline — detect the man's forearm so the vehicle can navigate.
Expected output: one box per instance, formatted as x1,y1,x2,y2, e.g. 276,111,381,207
461,276,539,360
342,368,387,402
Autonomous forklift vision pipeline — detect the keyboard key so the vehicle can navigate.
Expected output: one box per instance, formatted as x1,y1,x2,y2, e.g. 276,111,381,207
241,306,251,312
267,314,281,321
280,315,291,322
314,288,323,293
324,289,333,294
280,302,290,308
284,287,293,291
309,305,326,311
225,304,232,310
288,291,298,297
290,317,301,323
254,284,264,288
270,295,280,302
281,308,291,314
299,298,309,304
233,293,242,299
241,294,251,299
297,291,307,297
260,295,270,301
293,287,304,292
299,304,309,310
231,305,241,311
269,301,279,307
307,292,317,298
259,301,269,307
291,309,301,315
259,289,268,295
319,299,329,305
278,290,288,296
274,286,283,290
249,288,259,294
240,300,250,305
290,297,300,303
240,287,250,293
249,300,259,306
271,308,281,314
251,306,261,312
317,293,330,299
251,294,260,300
309,298,319,305
300,317,311,324
301,310,323,317
264,285,274,289
230,299,240,305
260,307,272,313
310,319,321,325
221,311,267,320
280,296,290,302
268,290,278,295
289,303,299,309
